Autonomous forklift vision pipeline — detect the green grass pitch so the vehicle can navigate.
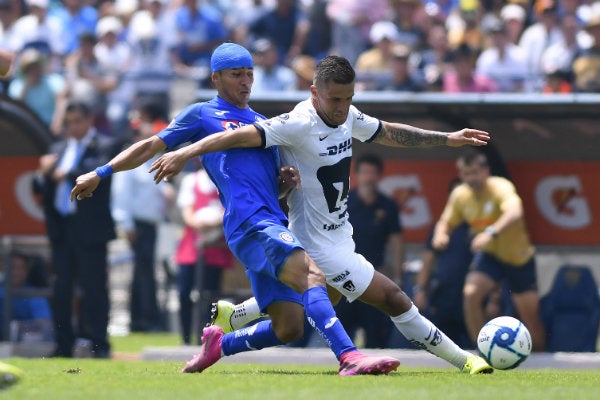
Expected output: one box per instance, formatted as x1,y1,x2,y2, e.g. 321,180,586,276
3,358,599,400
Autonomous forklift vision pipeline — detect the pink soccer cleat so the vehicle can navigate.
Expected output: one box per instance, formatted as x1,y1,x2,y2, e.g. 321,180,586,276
338,350,400,376
181,325,224,373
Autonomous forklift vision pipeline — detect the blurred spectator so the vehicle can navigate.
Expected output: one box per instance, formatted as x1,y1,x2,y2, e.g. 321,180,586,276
541,13,582,87
289,54,315,89
379,43,424,91
8,0,66,69
0,0,17,55
412,22,452,91
251,38,296,92
302,0,331,60
64,33,110,132
326,0,389,65
127,2,177,115
500,3,527,45
335,154,404,348
94,15,132,136
542,68,573,92
175,167,233,345
443,43,497,92
355,20,401,90
0,253,53,342
33,101,118,358
228,0,271,48
49,0,98,56
476,16,527,92
389,0,425,49
172,0,228,77
250,0,309,65
447,0,485,52
111,100,173,333
8,48,67,134
519,0,564,92
572,13,600,92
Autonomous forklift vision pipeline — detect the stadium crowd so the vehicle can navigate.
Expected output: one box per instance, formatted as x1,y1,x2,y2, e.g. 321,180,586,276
1,0,600,138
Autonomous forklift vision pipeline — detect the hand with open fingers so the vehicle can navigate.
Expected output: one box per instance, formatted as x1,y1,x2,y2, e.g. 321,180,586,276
149,151,186,183
447,129,490,147
71,171,101,201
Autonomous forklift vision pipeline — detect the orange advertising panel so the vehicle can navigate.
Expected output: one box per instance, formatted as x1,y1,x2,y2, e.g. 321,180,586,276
0,156,46,235
359,160,600,245
508,161,600,246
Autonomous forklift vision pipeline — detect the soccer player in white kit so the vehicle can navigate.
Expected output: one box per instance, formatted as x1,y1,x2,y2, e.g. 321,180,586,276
151,55,493,374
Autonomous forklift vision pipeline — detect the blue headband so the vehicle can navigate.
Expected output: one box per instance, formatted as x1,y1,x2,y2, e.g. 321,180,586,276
210,43,253,73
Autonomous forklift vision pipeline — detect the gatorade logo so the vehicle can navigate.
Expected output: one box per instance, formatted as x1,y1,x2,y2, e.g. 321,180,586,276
535,175,591,229
379,174,431,228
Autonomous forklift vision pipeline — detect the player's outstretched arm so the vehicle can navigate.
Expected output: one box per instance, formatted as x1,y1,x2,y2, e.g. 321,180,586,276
374,121,490,148
71,136,167,201
150,125,262,183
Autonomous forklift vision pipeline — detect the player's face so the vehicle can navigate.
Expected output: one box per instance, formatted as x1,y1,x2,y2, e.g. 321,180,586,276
213,67,254,108
311,81,354,126
457,162,489,192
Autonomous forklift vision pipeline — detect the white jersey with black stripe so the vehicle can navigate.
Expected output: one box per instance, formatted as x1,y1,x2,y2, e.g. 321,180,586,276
256,99,381,257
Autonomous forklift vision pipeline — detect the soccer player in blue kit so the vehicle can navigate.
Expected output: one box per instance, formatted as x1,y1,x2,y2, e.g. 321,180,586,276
71,43,400,376
150,55,494,374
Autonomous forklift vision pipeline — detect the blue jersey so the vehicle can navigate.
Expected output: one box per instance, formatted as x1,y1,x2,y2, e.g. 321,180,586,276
158,96,287,237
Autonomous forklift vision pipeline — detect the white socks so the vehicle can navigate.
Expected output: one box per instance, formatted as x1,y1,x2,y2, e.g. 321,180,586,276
230,297,263,330
391,304,470,369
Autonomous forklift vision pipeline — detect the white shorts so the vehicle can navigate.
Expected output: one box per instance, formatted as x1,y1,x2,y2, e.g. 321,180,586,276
311,249,375,302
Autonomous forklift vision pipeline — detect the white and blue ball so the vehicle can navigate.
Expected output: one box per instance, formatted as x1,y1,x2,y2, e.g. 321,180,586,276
477,316,532,370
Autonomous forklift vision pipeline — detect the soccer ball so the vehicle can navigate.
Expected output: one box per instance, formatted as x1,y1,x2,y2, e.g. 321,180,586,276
477,316,532,370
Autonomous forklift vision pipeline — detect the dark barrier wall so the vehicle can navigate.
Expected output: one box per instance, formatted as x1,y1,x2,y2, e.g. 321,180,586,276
197,91,600,245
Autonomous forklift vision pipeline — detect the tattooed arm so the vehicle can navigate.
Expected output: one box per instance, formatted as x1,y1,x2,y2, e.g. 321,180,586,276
373,121,490,148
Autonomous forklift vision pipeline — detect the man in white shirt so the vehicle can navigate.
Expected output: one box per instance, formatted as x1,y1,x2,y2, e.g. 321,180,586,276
151,55,494,374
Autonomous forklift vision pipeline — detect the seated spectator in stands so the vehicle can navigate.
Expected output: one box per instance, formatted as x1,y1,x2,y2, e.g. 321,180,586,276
355,21,401,90
476,17,527,92
8,0,66,70
542,69,573,93
447,0,485,53
8,48,66,135
250,0,310,65
94,15,132,136
378,43,423,91
326,0,389,65
251,38,296,93
572,13,600,92
541,13,582,89
172,0,228,80
290,54,315,90
389,0,425,49
64,33,110,133
519,0,564,92
228,0,271,49
500,3,527,45
0,253,53,342
127,6,175,116
49,0,98,56
302,0,331,60
412,22,452,91
443,43,497,92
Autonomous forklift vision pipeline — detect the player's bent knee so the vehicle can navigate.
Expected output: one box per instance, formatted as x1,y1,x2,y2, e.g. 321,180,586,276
272,323,304,343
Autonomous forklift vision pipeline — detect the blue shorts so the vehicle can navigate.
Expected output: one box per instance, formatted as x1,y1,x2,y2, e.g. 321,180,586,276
472,252,538,294
227,213,304,311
